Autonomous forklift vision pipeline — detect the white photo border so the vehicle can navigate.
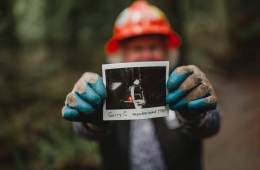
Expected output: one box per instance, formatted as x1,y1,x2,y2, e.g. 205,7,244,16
102,61,169,120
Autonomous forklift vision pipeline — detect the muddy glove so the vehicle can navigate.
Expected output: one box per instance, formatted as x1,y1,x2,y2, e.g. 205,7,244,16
166,65,217,123
61,72,106,124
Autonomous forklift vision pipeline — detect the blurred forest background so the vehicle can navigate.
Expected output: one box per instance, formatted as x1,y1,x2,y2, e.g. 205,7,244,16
0,0,259,170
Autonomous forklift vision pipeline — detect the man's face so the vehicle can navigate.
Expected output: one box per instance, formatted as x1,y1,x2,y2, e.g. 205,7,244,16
121,36,168,62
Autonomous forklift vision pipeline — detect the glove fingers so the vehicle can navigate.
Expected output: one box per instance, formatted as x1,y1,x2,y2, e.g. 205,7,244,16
62,105,81,121
167,68,193,91
188,95,217,111
169,83,211,110
185,83,211,101
62,105,91,122
166,74,202,104
169,98,188,110
166,89,186,105
88,77,106,99
62,72,105,122
65,92,95,114
73,72,106,106
74,72,106,99
74,82,102,107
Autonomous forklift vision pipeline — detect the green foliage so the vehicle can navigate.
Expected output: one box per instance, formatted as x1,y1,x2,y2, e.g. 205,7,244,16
0,0,259,169
13,0,47,43
0,45,101,169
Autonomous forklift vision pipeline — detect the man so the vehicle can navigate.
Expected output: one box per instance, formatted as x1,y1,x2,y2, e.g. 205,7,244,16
62,1,221,170
129,79,145,109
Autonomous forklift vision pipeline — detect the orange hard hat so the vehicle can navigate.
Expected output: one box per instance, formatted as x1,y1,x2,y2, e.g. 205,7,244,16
105,0,181,56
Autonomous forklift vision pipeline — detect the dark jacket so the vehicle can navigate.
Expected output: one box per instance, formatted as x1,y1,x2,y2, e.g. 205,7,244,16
73,109,221,170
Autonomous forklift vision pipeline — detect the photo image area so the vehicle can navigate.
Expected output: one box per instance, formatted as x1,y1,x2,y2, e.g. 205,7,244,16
105,66,166,110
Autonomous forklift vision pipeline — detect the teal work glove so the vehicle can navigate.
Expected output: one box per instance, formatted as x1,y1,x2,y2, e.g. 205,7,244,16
61,72,106,123
166,65,217,121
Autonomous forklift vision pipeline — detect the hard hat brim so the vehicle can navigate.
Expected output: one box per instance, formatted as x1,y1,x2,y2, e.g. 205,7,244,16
105,31,181,56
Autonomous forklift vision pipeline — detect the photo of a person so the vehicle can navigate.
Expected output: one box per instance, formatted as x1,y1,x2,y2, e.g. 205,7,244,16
104,64,167,111
129,79,145,109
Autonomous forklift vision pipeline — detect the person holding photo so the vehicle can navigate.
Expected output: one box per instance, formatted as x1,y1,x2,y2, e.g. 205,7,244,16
62,1,221,170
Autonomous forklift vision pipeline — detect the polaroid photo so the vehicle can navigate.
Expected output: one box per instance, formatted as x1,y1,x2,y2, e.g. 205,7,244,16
102,61,169,120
